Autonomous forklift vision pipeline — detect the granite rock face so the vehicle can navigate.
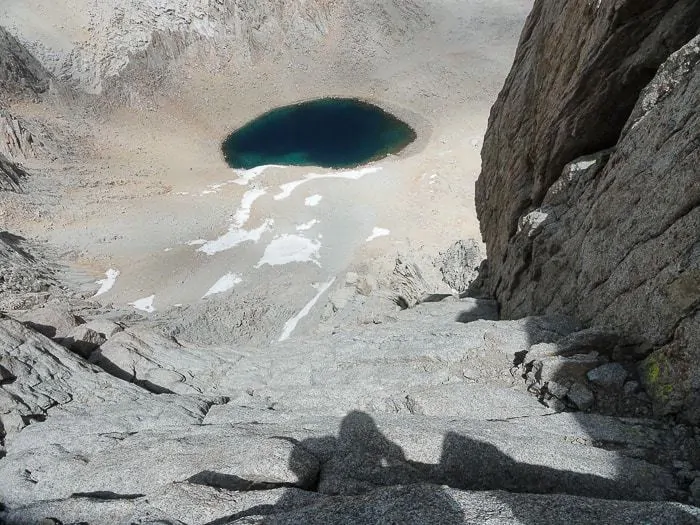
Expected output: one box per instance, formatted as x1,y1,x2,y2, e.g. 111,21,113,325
475,1,700,421
0,153,26,192
2,302,699,524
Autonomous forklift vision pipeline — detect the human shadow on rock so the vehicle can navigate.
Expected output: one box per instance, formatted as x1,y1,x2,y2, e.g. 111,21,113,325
206,411,697,524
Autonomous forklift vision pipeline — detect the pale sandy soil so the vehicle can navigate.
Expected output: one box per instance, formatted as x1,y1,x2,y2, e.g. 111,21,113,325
2,0,532,341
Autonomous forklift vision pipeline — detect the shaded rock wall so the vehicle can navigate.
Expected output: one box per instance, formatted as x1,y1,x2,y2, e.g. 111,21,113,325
475,1,700,422
0,153,26,192
0,26,50,103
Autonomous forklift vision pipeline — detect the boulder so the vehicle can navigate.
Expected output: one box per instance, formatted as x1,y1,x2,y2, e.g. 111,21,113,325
62,325,107,358
437,239,484,293
567,383,595,411
18,306,80,339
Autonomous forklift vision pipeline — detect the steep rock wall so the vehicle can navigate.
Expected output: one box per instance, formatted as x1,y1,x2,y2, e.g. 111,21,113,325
0,26,49,102
476,1,700,422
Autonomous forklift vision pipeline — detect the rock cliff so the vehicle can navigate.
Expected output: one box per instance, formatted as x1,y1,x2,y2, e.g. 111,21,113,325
0,27,49,102
476,1,700,422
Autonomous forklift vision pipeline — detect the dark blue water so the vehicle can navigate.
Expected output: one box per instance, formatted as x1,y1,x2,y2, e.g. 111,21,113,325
221,98,417,169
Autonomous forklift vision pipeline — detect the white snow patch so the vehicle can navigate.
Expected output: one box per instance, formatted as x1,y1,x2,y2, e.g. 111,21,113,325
187,239,207,246
130,295,156,313
256,234,321,267
296,219,319,231
93,269,120,297
274,167,382,200
233,188,267,227
198,219,273,255
278,277,336,341
232,165,286,186
366,227,390,242
203,273,242,298
305,194,323,206
164,248,172,252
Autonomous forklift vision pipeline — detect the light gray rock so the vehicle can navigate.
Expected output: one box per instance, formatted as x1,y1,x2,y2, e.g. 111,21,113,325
0,111,42,162
389,253,438,308
0,232,60,310
17,306,79,339
587,364,628,389
437,239,484,293
1,305,693,524
84,319,123,338
476,2,700,422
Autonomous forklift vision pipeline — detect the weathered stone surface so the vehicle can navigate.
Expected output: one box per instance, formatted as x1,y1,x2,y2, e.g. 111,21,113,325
18,305,79,339
1,111,41,161
476,0,700,274
1,300,695,524
63,325,107,358
83,319,123,339
587,364,628,389
476,2,700,421
437,239,484,293
567,383,595,411
640,310,700,422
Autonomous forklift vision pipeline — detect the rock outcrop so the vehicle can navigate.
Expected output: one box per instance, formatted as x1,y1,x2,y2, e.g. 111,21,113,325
1,112,40,161
475,1,700,422
0,153,26,192
0,27,50,103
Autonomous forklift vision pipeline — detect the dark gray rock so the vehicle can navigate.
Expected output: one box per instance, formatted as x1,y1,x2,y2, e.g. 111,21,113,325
587,364,628,389
690,478,700,506
18,306,80,339
476,1,700,422
567,383,595,411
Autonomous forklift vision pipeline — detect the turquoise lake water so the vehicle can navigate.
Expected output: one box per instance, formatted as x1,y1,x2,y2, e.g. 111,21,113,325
221,98,416,169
